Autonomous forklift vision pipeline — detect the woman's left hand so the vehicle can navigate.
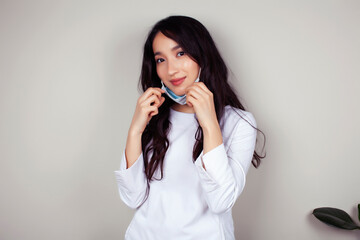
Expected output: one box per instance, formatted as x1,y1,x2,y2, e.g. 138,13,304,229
185,82,219,130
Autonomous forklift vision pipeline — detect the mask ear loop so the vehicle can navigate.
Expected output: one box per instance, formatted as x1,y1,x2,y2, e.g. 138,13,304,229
197,67,202,80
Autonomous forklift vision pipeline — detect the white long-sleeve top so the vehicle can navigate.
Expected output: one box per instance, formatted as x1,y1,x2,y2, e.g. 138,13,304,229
114,105,257,240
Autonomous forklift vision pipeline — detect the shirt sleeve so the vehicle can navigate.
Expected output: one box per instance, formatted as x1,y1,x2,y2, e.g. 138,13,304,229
114,149,148,209
194,112,257,214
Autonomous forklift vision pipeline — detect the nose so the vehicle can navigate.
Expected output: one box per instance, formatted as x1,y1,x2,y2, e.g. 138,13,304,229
167,58,179,77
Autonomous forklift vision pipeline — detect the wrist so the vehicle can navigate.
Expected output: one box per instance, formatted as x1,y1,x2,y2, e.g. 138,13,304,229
128,127,143,138
202,121,221,135
202,121,223,155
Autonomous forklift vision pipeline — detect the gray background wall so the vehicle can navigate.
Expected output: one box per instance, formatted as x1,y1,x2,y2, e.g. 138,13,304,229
1,0,359,239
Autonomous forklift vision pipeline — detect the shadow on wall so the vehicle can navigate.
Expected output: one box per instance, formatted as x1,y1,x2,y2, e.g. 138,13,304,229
307,209,360,240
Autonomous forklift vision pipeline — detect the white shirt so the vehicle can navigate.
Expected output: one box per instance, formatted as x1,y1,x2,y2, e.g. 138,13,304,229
114,105,257,240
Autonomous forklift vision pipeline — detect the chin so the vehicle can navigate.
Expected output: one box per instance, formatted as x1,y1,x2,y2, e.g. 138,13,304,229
168,87,185,96
177,89,187,96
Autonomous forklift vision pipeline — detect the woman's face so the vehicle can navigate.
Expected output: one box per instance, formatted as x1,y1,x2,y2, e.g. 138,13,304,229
152,32,200,96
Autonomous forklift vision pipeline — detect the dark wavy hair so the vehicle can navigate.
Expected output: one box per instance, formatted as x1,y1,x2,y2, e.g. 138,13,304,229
138,15,266,205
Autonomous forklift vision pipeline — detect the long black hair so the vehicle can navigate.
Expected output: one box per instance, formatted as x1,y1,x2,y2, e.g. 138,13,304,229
139,15,266,205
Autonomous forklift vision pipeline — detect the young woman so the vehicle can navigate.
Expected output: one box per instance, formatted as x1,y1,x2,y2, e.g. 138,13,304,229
114,15,265,240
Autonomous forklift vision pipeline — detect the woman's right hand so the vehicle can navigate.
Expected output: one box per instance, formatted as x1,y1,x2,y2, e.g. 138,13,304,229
129,87,166,135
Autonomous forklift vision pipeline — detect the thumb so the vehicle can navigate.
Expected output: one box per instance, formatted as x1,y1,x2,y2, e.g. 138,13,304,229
159,96,165,106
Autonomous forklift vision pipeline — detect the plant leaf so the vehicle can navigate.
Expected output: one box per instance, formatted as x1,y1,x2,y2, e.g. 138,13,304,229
313,207,360,230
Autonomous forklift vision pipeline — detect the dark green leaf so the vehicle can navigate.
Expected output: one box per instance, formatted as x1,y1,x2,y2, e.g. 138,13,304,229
313,207,360,230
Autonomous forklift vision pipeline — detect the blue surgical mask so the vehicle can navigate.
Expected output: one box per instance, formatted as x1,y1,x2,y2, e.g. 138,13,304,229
161,68,201,105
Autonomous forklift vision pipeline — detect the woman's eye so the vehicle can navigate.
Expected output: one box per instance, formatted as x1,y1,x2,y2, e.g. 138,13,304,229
156,58,164,63
177,51,185,57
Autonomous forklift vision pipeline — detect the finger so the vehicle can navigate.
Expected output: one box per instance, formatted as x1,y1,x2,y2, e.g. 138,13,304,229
186,95,196,107
143,94,160,107
140,88,164,103
154,96,165,109
156,87,166,95
149,106,159,117
196,82,213,96
187,86,205,100
147,88,163,101
158,96,166,107
186,83,205,94
190,84,213,103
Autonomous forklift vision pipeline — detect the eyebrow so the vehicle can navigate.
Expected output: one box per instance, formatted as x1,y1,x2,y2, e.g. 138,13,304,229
154,45,182,56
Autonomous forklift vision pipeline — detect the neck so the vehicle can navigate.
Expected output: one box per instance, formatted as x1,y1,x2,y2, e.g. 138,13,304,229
171,104,195,113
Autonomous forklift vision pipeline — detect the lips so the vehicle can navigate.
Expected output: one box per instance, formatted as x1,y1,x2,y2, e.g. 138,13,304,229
170,77,186,86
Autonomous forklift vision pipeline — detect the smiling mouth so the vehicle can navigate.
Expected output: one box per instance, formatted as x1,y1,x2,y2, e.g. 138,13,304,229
170,77,186,82
170,77,186,86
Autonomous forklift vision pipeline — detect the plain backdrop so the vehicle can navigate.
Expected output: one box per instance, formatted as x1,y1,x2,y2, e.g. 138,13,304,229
1,0,359,239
